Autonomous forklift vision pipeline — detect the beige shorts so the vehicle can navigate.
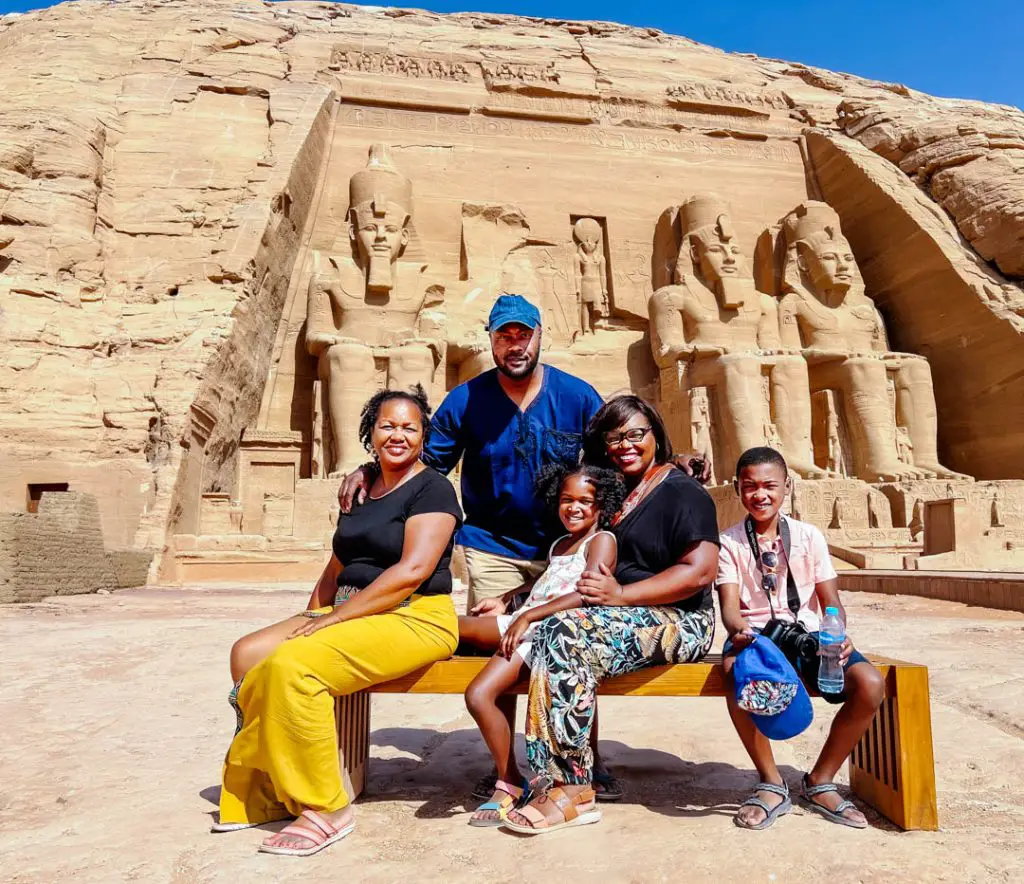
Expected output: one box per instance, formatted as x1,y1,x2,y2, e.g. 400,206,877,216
462,545,546,611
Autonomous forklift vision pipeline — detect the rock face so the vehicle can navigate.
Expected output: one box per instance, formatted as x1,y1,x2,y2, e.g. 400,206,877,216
0,0,1022,584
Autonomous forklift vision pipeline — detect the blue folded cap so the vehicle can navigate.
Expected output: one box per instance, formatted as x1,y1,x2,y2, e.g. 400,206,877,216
486,294,542,332
733,635,813,740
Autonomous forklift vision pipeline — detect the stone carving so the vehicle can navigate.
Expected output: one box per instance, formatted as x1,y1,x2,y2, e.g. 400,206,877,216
665,81,790,111
572,217,607,335
867,487,892,529
305,144,441,476
895,425,914,468
776,201,969,482
649,193,823,478
992,489,1005,528
482,61,559,87
329,49,472,82
827,407,844,476
689,387,715,484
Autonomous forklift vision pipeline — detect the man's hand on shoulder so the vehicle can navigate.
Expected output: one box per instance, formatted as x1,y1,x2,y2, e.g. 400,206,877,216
338,464,375,513
671,452,713,486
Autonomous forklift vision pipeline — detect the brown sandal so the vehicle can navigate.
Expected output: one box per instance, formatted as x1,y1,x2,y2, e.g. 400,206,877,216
501,785,601,835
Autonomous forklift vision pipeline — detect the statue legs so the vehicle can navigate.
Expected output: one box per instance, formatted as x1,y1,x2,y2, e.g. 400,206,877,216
771,356,826,479
322,342,376,478
389,341,437,394
892,355,970,480
811,357,905,482
691,354,767,480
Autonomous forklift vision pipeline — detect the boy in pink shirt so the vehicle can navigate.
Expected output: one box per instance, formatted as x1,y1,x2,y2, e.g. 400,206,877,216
717,447,884,830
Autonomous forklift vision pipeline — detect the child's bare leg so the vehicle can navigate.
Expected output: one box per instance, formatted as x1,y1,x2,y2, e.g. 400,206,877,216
465,654,528,823
457,615,502,652
230,615,310,683
722,654,786,826
805,662,885,823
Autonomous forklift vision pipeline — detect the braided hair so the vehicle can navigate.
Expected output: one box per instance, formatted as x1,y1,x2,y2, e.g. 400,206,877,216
535,462,627,529
357,384,433,455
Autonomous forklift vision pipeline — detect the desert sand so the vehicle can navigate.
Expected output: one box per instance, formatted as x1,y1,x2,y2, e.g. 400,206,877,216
2,585,1022,883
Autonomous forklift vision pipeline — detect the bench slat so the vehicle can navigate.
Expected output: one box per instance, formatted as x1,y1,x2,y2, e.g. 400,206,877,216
368,655,896,697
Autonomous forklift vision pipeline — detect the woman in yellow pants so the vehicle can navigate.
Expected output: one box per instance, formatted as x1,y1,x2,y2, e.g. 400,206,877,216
216,386,462,857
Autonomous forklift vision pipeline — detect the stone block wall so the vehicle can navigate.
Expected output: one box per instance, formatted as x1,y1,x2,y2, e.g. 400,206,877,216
0,492,151,603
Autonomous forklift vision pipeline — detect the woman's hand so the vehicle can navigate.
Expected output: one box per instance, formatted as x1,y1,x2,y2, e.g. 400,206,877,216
729,627,757,652
289,611,343,640
470,597,507,617
577,563,626,606
499,617,532,659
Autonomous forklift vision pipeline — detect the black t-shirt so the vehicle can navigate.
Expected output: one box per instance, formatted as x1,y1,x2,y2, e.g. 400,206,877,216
332,468,463,596
612,469,721,613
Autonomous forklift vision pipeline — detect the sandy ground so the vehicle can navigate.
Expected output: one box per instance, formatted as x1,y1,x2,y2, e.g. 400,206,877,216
2,585,1023,884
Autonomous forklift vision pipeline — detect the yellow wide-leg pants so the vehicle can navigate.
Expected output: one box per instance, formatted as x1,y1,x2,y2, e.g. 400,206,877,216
219,593,458,825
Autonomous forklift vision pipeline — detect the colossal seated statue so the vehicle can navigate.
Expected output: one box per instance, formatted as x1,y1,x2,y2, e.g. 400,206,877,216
305,144,441,476
776,201,967,482
649,194,823,479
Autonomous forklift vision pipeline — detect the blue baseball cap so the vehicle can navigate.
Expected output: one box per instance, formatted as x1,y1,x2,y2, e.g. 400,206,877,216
486,294,542,332
733,636,813,740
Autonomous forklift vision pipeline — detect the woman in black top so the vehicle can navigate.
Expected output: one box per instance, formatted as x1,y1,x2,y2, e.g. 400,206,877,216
504,395,719,835
218,387,462,857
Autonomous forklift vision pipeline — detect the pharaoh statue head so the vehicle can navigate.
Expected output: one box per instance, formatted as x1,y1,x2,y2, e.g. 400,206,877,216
675,194,750,307
781,201,857,302
573,217,602,255
348,143,413,293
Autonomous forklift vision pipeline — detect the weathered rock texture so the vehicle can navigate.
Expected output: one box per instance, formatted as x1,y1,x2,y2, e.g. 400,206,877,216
0,0,1022,582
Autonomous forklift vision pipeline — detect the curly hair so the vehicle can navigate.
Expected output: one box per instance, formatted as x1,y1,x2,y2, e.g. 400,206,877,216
534,462,627,529
358,384,433,455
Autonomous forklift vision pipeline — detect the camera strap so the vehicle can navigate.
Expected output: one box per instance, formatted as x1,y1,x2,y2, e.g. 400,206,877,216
744,515,801,618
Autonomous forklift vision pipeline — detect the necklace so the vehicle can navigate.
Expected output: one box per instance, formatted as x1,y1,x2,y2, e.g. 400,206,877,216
369,461,425,500
612,463,673,526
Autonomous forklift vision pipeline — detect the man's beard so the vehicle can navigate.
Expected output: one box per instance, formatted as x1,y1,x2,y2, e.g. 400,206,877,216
367,252,394,293
495,348,539,379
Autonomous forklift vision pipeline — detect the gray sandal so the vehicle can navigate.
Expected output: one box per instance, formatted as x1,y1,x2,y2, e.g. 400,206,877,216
734,781,792,830
800,775,868,829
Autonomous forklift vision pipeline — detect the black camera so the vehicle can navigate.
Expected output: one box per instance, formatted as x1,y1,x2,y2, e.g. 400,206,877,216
761,618,818,664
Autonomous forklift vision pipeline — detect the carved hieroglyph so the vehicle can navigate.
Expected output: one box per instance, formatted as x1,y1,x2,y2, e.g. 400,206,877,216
775,202,969,482
305,144,442,476
648,194,822,480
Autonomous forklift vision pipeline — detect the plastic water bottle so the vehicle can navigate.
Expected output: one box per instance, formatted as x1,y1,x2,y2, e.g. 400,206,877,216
817,606,845,695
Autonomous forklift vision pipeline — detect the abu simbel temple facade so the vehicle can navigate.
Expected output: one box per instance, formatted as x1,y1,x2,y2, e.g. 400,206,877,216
2,0,1024,598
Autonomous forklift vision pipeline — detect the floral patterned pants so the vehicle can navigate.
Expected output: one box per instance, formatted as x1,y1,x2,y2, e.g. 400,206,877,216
525,603,715,785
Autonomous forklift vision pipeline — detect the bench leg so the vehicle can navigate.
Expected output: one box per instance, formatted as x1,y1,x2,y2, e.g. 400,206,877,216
335,691,371,802
849,664,938,831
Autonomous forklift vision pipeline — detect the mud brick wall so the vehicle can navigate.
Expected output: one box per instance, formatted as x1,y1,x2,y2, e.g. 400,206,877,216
0,492,149,603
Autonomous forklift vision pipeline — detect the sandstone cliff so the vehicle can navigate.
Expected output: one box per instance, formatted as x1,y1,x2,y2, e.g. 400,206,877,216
0,0,1021,576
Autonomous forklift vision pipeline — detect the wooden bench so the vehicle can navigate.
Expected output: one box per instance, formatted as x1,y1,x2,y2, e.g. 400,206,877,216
336,654,938,831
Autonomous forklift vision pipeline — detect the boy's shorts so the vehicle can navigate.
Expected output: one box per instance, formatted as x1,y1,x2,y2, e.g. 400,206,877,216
724,627,870,705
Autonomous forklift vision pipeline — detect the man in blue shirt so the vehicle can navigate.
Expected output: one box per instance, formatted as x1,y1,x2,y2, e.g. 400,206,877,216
341,293,604,605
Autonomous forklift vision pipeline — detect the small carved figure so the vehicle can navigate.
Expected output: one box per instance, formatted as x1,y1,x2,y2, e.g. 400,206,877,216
909,497,924,540
867,488,891,529
573,217,606,336
764,420,782,451
827,408,844,476
829,496,845,530
690,387,715,484
991,488,1005,528
895,425,914,467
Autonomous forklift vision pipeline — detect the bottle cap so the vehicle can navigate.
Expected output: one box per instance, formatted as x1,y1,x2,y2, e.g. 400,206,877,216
825,606,839,616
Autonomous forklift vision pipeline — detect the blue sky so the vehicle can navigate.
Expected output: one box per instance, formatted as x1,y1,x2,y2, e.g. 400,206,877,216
2,0,1021,108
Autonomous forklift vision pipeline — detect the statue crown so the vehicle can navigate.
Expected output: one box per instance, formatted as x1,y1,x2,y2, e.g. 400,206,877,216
350,143,412,211
783,200,844,246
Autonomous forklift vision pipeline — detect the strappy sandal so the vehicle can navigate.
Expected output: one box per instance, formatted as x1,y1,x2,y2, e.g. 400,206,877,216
734,781,792,830
258,809,355,856
592,768,624,803
468,779,523,828
800,774,868,829
501,785,602,835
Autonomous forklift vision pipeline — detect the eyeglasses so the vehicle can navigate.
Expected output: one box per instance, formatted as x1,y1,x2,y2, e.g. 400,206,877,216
603,426,652,448
759,549,779,594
